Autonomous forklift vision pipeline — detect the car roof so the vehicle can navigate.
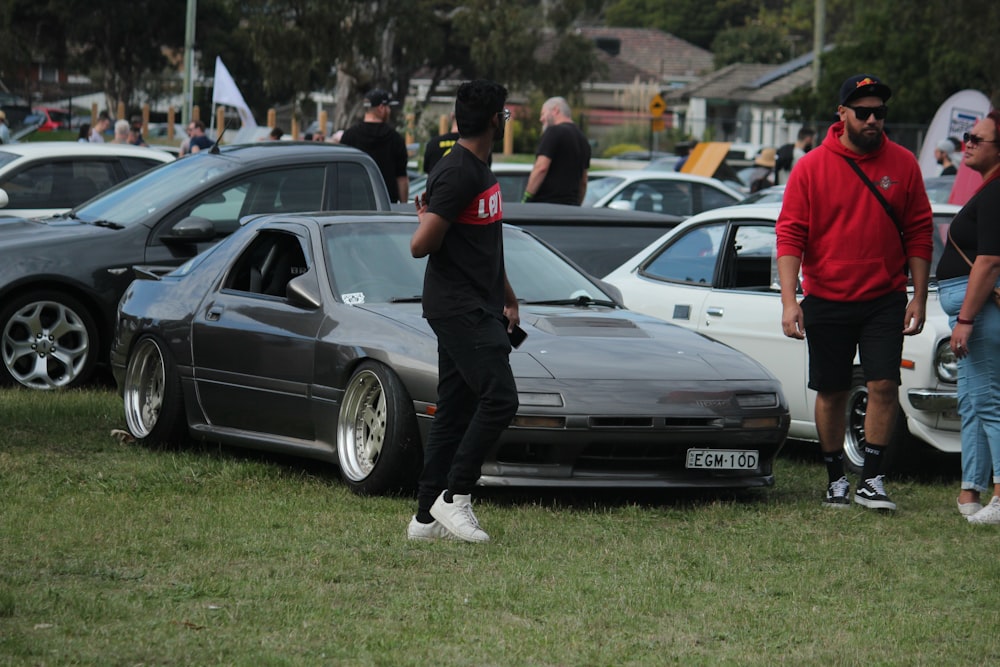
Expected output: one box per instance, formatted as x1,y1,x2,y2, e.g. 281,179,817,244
388,201,683,224
0,141,175,161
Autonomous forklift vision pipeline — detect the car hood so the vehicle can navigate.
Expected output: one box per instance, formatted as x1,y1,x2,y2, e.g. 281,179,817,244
0,215,115,250
356,304,773,382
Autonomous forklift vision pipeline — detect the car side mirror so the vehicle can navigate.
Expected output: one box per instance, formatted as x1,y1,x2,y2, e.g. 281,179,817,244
0,188,8,209
162,216,217,244
607,200,632,211
286,270,322,309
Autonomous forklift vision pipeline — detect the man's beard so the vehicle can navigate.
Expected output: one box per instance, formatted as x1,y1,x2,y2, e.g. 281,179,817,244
846,124,882,153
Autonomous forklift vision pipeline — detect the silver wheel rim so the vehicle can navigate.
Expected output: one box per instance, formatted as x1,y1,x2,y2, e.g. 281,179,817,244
1,299,90,389
337,369,388,482
844,383,868,470
123,339,166,439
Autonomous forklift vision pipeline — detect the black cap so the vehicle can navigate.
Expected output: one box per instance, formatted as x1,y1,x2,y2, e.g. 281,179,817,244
364,88,399,108
839,74,892,106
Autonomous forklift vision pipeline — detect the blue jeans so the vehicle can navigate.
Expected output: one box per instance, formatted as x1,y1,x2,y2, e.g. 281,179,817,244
417,309,518,513
938,276,1000,492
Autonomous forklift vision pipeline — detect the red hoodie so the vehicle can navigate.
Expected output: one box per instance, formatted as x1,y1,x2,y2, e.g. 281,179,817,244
776,122,933,301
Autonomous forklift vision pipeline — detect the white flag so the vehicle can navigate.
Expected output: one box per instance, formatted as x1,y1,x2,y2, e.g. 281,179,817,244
212,56,257,129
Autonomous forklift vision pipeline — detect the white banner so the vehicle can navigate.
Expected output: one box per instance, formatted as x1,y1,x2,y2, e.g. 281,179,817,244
212,56,257,130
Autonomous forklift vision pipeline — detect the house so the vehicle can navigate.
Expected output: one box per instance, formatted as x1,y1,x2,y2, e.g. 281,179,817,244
666,50,825,147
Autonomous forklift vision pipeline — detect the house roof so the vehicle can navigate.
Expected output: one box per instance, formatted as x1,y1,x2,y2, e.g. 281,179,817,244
576,27,714,84
667,51,823,106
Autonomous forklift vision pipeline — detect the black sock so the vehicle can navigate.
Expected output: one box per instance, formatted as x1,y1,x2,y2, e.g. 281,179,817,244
416,510,434,523
443,490,453,503
861,443,885,481
823,451,845,484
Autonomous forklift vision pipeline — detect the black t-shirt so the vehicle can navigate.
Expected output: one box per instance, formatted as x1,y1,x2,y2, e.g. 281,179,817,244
340,121,408,202
190,135,213,151
940,165,957,176
532,122,591,205
423,131,460,174
936,178,1000,279
422,144,505,320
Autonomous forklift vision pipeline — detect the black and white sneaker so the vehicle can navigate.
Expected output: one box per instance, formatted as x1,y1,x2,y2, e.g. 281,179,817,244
823,476,851,508
855,475,896,511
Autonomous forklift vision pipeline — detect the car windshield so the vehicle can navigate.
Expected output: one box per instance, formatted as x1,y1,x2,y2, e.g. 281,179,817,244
0,150,19,169
582,176,624,206
72,153,239,227
323,221,614,305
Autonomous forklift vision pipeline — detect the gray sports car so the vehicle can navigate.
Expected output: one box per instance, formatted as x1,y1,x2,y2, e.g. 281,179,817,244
112,211,789,495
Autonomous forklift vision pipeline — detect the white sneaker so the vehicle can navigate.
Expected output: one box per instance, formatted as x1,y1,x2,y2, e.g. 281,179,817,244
407,515,456,541
430,492,490,543
957,498,983,516
967,496,1000,525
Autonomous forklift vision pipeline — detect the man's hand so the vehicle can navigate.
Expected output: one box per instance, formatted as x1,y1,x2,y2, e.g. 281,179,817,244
902,298,926,336
781,302,805,339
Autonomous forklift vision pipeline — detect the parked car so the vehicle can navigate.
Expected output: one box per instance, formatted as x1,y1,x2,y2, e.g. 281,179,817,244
0,142,391,390
409,162,534,204
24,107,72,132
0,142,174,218
604,202,961,473
583,170,743,217
112,211,789,494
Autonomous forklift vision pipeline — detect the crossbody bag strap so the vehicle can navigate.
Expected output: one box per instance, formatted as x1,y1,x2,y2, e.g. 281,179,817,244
840,154,903,234
947,226,975,268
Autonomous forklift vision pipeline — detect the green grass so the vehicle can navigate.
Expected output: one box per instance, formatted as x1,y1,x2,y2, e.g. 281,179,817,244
1,387,998,666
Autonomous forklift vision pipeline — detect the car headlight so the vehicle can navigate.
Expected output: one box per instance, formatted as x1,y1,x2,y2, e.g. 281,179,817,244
936,340,958,383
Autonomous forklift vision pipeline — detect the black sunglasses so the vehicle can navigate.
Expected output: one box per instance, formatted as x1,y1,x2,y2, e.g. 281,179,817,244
963,132,1000,146
845,105,888,121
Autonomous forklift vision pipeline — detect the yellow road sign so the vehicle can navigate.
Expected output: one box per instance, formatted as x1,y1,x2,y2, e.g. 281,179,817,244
649,93,666,117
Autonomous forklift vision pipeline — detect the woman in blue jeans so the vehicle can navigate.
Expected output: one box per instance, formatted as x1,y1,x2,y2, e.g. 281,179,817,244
936,111,1000,523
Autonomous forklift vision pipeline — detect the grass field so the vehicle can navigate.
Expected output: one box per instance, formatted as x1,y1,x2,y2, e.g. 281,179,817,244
1,387,998,666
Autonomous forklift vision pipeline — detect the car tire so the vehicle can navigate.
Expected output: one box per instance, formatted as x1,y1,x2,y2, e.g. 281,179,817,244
336,360,422,495
843,368,905,475
0,290,99,390
122,336,188,445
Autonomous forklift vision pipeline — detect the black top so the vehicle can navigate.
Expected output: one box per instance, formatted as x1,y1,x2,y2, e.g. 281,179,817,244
532,123,591,205
423,131,460,174
936,177,1000,279
340,121,408,202
422,144,505,320
940,165,957,176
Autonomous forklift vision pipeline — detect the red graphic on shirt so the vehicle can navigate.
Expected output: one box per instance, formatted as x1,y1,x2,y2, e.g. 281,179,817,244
456,182,503,225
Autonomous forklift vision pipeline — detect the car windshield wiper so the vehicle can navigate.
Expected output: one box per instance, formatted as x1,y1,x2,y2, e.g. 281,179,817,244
525,295,617,307
389,295,422,303
89,219,125,230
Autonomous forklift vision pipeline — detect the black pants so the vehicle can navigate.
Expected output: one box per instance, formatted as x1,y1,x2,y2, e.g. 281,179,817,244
417,309,519,513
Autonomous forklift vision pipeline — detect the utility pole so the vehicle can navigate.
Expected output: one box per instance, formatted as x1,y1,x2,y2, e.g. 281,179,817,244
812,0,825,91
183,0,197,124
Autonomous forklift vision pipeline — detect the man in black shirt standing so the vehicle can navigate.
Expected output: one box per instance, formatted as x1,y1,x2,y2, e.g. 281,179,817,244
409,80,519,543
422,115,460,175
340,88,409,202
523,96,591,205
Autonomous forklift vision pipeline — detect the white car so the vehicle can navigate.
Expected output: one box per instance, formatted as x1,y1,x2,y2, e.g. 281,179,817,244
604,202,960,472
409,162,534,203
583,170,744,217
0,142,174,218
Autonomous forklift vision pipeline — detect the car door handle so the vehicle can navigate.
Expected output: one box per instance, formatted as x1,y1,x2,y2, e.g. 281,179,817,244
206,306,224,321
706,307,724,317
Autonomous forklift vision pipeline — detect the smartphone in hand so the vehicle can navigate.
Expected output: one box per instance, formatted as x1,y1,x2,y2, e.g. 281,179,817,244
508,324,527,348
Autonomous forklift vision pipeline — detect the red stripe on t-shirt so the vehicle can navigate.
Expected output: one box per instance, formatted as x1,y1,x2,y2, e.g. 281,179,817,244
456,183,503,225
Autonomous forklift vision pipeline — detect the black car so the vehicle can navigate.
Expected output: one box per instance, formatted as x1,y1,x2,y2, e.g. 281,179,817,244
0,143,391,390
393,202,682,278
113,211,789,494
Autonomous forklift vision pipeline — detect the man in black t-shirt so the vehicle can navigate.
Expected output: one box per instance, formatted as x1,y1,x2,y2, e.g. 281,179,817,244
409,80,519,544
523,97,591,205
340,88,409,202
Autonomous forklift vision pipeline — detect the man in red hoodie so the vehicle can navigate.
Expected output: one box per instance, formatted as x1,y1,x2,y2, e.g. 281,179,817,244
776,74,933,511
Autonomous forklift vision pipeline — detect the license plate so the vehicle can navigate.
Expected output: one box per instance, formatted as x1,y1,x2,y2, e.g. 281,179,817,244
686,449,759,470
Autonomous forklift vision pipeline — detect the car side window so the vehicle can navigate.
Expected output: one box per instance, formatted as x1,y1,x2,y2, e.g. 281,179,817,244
225,230,310,298
120,157,166,179
0,160,117,209
334,162,376,210
722,224,778,291
698,184,738,213
639,222,726,285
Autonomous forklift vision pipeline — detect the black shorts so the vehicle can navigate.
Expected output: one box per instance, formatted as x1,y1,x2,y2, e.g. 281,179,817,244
801,292,905,392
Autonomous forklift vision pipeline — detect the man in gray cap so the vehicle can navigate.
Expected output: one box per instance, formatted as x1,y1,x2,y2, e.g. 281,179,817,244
775,74,933,512
340,88,409,203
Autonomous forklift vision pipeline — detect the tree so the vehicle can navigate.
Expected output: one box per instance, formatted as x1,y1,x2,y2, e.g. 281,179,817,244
711,23,792,68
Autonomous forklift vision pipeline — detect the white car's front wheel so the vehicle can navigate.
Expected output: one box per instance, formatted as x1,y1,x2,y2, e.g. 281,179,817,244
843,368,905,475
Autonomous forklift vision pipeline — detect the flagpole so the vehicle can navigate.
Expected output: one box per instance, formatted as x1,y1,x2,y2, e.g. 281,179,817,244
182,0,197,124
